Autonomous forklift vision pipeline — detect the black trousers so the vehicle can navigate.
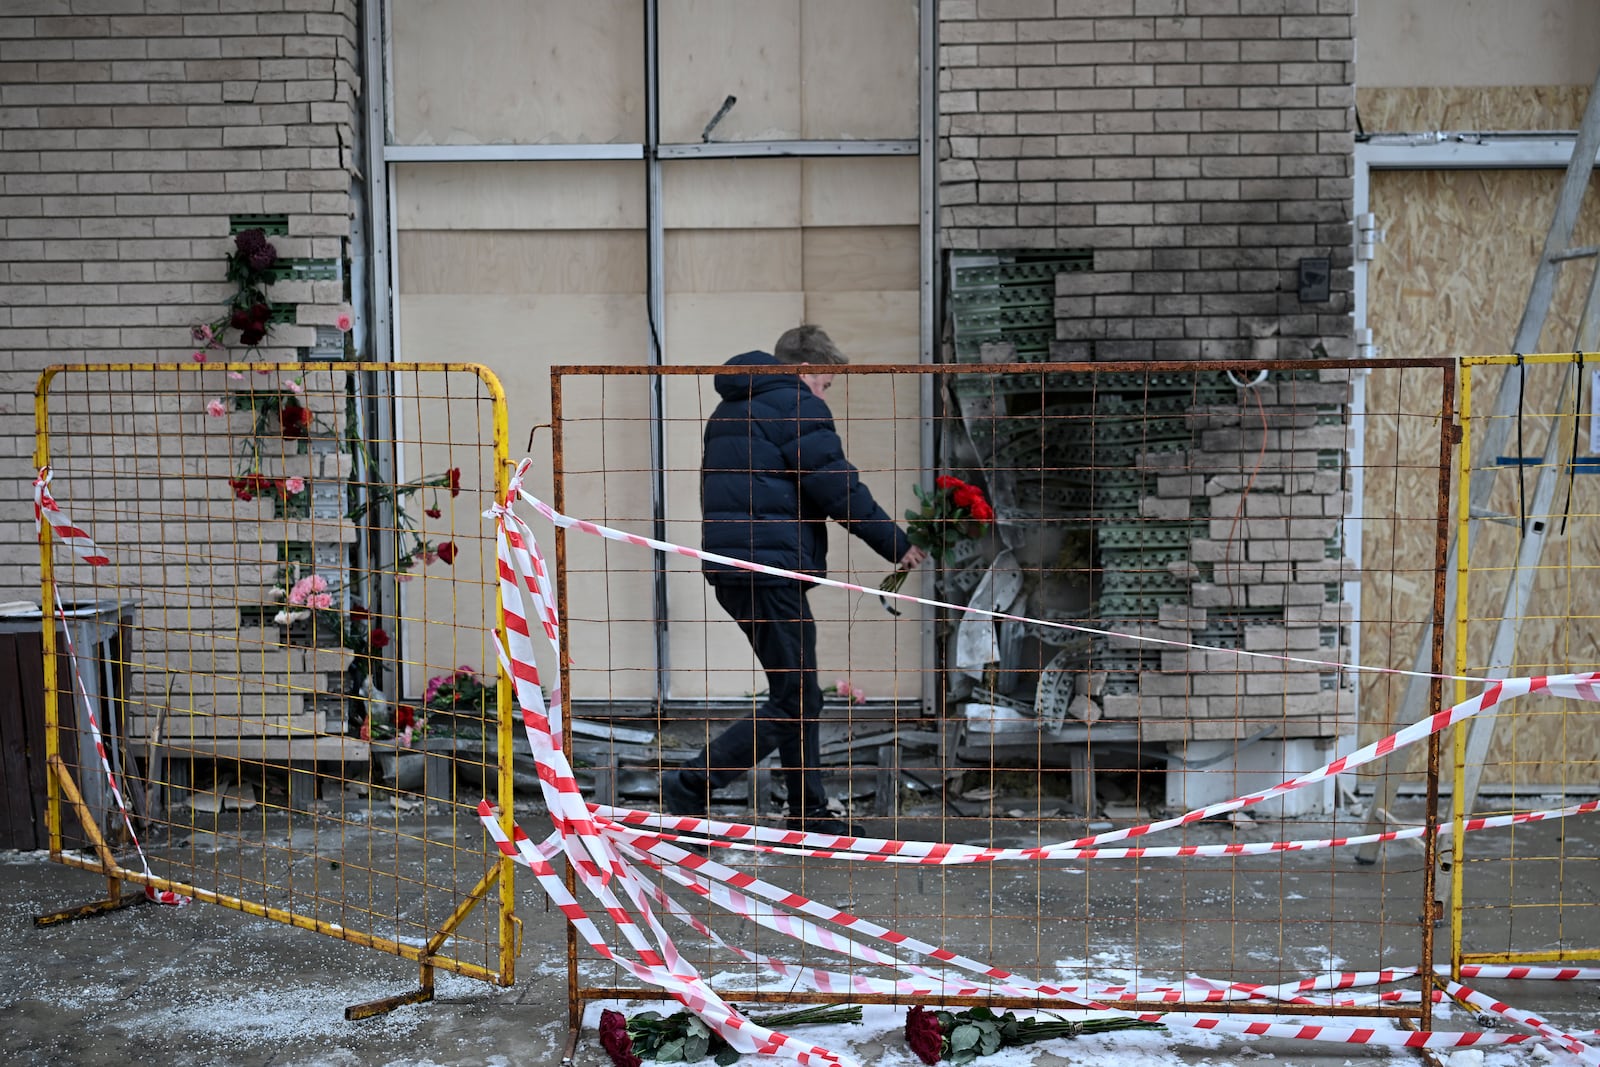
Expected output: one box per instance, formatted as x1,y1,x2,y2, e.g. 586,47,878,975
695,575,827,817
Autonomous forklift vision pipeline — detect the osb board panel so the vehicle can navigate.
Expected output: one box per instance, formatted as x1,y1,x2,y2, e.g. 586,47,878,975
390,0,645,145
395,162,646,231
1355,0,1600,91
1356,87,1589,133
398,231,647,295
1362,166,1600,785
399,292,654,700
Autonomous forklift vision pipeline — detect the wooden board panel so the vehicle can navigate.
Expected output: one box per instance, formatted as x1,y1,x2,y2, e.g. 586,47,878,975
1362,167,1600,785
659,0,801,144
802,226,919,293
395,162,647,231
1356,86,1588,134
800,0,918,140
399,231,648,295
390,0,645,145
399,292,655,700
665,229,803,293
1355,1,1600,91
801,157,920,227
661,158,803,229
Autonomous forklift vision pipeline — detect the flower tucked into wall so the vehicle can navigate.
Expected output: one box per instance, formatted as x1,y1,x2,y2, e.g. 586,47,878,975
192,229,281,351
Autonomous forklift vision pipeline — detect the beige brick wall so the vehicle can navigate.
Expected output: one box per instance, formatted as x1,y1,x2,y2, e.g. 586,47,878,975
0,0,361,603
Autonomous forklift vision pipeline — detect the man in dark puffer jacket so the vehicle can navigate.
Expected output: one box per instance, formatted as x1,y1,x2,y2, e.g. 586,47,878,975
662,325,925,836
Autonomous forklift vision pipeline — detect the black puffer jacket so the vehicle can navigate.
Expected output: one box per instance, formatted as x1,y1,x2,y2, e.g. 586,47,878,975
700,351,910,584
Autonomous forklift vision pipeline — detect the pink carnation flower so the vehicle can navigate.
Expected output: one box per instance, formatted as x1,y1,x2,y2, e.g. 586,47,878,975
285,378,304,395
306,592,333,610
284,476,305,495
287,574,329,606
206,398,227,419
228,370,245,381
192,350,207,363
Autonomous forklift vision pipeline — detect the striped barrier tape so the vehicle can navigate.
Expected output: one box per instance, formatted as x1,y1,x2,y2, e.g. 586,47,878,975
34,467,110,567
478,470,1600,1066
32,469,187,907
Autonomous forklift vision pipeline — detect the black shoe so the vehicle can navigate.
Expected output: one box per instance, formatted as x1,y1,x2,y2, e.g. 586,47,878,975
785,811,866,839
660,769,708,819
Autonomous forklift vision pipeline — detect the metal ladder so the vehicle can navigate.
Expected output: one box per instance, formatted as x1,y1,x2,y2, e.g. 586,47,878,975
1355,64,1600,863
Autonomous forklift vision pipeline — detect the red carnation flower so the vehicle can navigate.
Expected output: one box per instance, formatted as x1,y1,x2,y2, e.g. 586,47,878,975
425,506,441,519
934,475,963,490
436,541,457,565
280,400,309,439
348,603,369,622
905,1005,944,1065
447,467,462,497
970,498,994,522
951,485,979,510
598,1010,642,1067
369,626,390,650
228,477,254,502
395,705,414,731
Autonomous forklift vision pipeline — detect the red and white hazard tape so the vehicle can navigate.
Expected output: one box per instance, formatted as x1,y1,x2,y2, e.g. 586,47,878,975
476,469,1600,1067
32,470,187,907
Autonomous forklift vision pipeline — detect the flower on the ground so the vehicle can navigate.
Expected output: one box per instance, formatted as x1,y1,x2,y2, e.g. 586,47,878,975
902,1005,1163,1063
598,1010,642,1067
206,398,228,419
192,351,207,363
599,1004,861,1067
228,370,245,381
906,1006,945,1065
436,541,457,565
284,476,305,495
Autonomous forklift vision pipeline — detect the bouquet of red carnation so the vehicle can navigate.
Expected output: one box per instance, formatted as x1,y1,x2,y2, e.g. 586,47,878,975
879,475,993,602
905,1005,1163,1065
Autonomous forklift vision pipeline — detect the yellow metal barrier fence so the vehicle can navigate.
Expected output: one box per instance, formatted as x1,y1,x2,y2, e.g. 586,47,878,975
1455,353,1600,970
34,362,518,1014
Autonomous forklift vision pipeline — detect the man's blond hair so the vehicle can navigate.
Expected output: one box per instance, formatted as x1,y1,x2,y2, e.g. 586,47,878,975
773,324,847,366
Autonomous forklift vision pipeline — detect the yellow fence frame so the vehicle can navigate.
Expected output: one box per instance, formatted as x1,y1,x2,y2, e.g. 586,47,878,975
33,361,520,1015
1454,352,1600,972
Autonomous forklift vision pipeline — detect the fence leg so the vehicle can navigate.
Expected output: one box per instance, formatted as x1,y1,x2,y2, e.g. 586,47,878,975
33,755,147,927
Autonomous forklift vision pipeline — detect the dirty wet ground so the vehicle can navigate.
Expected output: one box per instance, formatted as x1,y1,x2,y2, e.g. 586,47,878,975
3,798,1597,1067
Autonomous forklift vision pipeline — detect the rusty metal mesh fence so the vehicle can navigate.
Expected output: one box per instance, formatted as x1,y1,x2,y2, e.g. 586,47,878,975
548,359,1456,1023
